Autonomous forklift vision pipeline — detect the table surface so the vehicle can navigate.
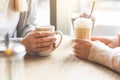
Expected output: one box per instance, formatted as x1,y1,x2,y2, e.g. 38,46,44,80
25,35,120,80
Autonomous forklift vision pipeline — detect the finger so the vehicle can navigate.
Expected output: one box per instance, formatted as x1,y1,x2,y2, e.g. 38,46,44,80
36,37,56,43
91,36,105,41
75,54,81,58
73,39,88,44
35,46,51,52
75,53,88,60
74,39,92,47
53,43,56,47
34,31,53,38
26,43,54,53
36,42,55,48
73,44,82,50
73,50,81,55
75,53,84,59
30,46,51,52
91,36,111,44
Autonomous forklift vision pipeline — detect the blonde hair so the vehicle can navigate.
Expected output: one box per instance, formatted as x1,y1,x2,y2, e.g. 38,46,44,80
10,0,28,12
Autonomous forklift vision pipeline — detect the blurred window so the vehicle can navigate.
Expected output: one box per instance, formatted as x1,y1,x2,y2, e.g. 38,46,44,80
71,0,120,36
35,0,50,25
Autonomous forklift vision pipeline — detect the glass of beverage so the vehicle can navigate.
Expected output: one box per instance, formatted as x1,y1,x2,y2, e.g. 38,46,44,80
74,17,92,39
0,40,26,80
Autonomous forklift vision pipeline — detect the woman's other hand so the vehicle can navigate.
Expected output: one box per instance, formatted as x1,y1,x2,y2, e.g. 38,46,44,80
91,36,119,48
73,36,120,60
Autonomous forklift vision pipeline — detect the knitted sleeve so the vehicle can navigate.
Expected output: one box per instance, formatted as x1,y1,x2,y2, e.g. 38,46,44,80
88,41,120,73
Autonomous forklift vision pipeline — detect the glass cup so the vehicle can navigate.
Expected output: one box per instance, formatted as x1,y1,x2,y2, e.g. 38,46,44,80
0,40,26,80
35,25,63,56
74,17,92,39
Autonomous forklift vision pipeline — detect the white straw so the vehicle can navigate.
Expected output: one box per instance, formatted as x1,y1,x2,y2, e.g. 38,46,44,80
90,1,96,17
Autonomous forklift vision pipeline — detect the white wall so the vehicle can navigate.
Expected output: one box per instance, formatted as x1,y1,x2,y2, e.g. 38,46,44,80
93,25,120,36
34,0,50,25
57,0,72,35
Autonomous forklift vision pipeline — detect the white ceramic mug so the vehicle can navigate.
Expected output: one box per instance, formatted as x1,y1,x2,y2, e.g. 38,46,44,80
35,25,63,56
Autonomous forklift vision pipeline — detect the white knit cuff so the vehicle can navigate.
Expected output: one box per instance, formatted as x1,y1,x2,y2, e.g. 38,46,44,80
88,41,114,68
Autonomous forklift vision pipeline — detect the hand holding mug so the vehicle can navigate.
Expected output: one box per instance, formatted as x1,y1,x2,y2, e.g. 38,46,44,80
35,25,63,56
20,30,56,54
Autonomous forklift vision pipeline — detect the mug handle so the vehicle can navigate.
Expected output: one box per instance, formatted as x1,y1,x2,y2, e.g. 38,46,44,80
53,30,63,50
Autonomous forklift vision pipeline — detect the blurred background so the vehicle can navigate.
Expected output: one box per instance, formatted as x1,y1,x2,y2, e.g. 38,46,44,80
34,0,120,36
34,0,50,25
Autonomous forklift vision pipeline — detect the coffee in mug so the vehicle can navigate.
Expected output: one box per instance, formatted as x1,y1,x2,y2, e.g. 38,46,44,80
74,18,92,39
35,25,63,56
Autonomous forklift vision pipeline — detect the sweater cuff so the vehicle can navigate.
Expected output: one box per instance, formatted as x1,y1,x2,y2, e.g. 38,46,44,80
22,25,35,37
88,41,114,68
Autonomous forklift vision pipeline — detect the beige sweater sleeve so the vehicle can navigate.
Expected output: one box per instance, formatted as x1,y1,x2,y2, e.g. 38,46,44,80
88,41,120,73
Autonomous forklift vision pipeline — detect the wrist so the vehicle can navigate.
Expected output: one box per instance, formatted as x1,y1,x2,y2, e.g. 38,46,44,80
89,41,114,67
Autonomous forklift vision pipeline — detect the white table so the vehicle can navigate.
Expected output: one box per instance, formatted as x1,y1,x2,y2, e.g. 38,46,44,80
25,35,120,80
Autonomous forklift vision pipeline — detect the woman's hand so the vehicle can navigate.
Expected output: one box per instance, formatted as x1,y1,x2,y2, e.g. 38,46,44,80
73,39,93,60
73,36,120,60
91,36,119,48
20,31,56,53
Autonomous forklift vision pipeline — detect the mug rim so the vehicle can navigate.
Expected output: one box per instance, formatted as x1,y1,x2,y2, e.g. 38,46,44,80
36,25,55,28
35,25,55,31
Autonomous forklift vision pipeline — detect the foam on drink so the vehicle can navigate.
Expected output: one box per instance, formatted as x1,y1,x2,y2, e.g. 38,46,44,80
74,18,92,39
